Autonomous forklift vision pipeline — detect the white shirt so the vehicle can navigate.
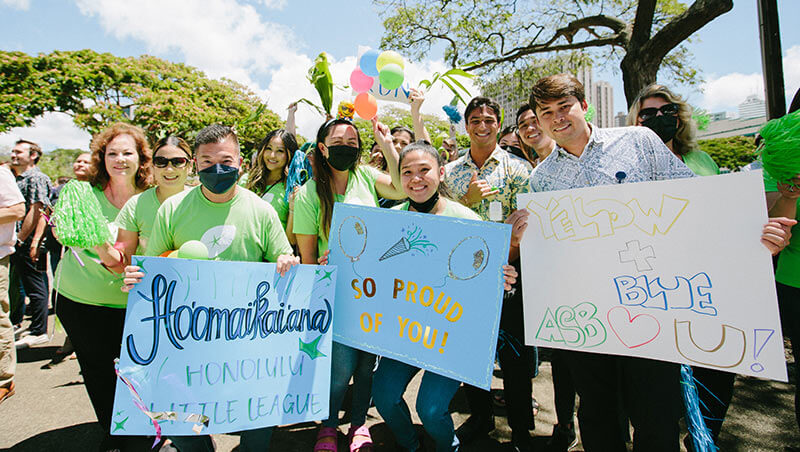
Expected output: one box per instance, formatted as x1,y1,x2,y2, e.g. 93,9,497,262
0,166,25,258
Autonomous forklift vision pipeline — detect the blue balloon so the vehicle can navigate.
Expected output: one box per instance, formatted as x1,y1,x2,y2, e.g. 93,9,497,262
359,49,380,77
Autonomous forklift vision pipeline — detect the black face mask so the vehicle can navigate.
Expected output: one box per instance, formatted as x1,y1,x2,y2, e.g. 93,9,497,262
326,145,360,171
409,191,439,213
198,163,239,194
642,115,678,143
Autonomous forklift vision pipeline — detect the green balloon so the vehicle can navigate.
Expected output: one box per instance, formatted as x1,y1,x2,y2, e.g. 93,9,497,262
178,240,209,260
379,64,404,90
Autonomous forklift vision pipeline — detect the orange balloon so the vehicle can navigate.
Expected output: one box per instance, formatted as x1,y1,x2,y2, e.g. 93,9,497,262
354,93,377,120
159,250,174,257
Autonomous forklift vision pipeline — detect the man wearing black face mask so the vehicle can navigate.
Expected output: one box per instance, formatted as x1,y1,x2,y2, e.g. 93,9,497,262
126,124,299,452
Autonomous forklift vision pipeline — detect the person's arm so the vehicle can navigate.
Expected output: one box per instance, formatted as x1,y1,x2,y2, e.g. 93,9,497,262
295,234,318,264
762,217,797,255
372,119,405,200
0,202,24,225
28,214,48,262
94,229,138,273
285,187,299,245
286,102,298,136
409,88,431,144
506,209,529,263
460,172,499,207
17,201,42,242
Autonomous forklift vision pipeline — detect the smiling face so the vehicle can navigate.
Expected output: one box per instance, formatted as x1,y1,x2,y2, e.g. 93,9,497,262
72,152,91,180
400,149,443,204
153,145,191,190
10,142,36,171
104,134,140,183
261,136,288,175
517,108,551,150
392,130,413,154
534,96,589,145
465,105,499,148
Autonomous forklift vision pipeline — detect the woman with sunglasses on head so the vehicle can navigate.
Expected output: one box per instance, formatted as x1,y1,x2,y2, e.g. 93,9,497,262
294,117,405,452
369,134,518,452
54,123,154,452
246,129,298,243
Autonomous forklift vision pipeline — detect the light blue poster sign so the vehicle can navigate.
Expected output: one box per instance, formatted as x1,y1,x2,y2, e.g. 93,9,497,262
111,257,336,436
329,204,511,389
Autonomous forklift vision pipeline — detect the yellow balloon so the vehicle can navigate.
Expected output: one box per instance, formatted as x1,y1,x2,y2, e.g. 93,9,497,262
376,50,404,71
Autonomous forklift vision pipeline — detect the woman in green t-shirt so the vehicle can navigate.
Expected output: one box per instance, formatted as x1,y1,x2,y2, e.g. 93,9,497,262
54,123,153,452
246,129,297,244
95,136,192,264
371,140,517,452
295,118,405,452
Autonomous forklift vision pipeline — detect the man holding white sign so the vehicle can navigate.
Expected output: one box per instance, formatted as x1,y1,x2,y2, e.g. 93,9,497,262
519,73,792,452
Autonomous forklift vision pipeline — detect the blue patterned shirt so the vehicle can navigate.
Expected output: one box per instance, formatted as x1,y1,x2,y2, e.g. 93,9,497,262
530,126,694,192
444,145,533,221
14,165,51,231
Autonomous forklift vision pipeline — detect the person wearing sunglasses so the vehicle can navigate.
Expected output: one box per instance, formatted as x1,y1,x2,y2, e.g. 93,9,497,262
95,136,192,269
627,84,719,176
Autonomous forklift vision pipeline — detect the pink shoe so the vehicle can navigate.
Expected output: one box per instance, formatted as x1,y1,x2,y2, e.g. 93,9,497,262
314,426,338,452
347,425,373,452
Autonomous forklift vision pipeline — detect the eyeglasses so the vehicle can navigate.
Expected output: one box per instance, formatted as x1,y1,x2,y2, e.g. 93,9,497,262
153,156,189,168
638,103,679,121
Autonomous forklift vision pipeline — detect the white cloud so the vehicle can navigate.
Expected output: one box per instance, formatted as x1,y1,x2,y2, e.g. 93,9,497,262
0,112,92,152
256,0,285,9
1,0,30,9
699,45,800,113
75,0,298,88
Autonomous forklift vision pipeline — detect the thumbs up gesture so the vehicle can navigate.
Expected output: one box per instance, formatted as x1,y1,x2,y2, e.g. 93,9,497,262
461,171,499,207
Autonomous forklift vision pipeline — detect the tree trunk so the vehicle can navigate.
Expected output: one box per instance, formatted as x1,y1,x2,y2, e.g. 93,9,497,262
620,53,660,109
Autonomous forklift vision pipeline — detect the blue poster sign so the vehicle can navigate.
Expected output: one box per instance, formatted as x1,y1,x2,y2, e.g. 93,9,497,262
329,204,511,389
111,257,336,435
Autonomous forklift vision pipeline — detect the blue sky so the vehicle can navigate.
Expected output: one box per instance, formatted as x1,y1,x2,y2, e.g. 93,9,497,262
1,0,798,150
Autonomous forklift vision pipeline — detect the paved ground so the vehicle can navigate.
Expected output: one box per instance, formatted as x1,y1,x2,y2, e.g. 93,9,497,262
2,313,800,451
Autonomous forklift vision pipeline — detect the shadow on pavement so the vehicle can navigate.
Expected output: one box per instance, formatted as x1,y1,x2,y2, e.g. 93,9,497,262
15,345,60,364
3,422,104,452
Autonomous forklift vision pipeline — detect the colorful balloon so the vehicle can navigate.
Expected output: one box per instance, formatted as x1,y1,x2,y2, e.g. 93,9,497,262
167,250,179,258
354,93,378,120
376,50,404,71
349,68,374,93
359,49,380,77
178,240,209,260
379,64,404,90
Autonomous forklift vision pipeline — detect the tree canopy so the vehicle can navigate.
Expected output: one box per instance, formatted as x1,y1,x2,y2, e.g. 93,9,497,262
377,0,732,106
0,49,282,158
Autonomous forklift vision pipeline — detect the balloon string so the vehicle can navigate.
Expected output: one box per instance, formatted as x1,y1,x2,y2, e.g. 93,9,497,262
113,359,163,448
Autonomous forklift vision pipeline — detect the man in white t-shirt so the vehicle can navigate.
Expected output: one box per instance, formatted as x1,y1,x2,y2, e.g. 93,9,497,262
0,165,25,404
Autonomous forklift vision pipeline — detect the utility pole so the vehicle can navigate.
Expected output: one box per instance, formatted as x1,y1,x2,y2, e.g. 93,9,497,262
757,0,785,119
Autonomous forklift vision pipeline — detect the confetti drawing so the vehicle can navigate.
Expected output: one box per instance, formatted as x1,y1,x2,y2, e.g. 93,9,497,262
379,224,438,261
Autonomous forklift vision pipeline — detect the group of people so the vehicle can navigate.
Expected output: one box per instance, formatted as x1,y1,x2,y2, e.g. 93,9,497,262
1,72,798,452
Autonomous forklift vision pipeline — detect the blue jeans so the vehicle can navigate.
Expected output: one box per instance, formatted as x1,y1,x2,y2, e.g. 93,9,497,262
323,341,376,428
373,358,460,452
170,427,273,452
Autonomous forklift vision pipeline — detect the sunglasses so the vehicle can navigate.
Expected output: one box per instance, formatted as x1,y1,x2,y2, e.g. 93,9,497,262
153,156,189,168
638,103,679,121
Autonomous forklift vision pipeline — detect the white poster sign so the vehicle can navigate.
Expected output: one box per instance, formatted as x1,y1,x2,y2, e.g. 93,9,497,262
518,171,786,381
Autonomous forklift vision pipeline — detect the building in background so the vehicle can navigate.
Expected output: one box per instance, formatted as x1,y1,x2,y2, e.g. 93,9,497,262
615,112,627,127
594,81,614,128
738,95,767,119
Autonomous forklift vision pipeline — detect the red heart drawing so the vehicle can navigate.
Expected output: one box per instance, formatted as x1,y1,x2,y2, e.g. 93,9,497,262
607,306,661,348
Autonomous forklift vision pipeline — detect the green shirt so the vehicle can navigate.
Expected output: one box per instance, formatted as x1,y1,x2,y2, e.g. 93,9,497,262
56,185,128,308
293,165,379,255
259,181,289,229
145,186,292,263
682,150,720,177
764,170,800,287
393,198,482,221
115,187,162,255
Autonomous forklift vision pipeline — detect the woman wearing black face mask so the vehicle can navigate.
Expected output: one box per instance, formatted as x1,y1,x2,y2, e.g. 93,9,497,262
627,84,719,176
294,118,405,452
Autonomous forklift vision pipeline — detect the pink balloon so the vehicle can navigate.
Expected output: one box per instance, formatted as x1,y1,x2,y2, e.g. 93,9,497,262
350,68,374,93
354,93,377,120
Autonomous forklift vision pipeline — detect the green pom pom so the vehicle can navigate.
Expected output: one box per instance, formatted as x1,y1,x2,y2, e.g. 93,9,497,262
53,180,112,248
585,103,596,122
759,110,800,183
